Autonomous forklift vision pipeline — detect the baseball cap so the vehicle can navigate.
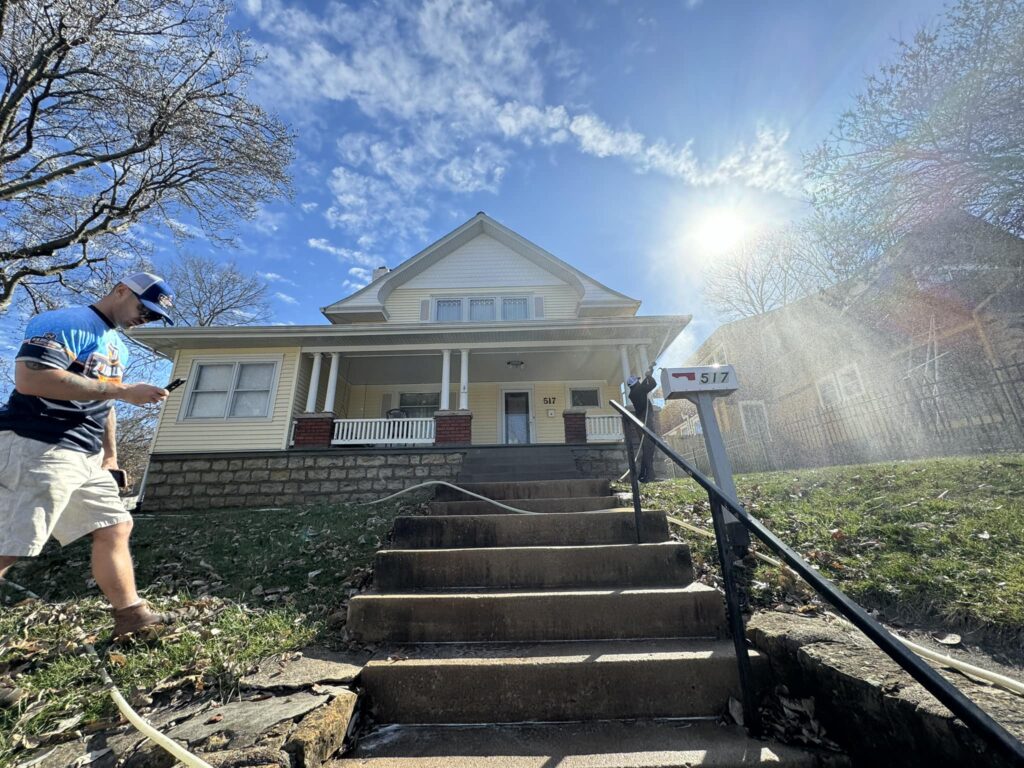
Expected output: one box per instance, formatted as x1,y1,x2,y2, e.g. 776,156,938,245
121,272,175,324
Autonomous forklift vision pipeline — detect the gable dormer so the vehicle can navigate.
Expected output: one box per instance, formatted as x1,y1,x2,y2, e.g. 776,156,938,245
321,213,640,324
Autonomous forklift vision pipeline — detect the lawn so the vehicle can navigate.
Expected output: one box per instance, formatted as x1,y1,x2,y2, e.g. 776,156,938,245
2,454,1022,764
0,492,429,764
630,453,1024,637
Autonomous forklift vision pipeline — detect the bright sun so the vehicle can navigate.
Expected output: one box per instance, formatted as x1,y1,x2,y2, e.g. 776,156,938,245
691,205,752,257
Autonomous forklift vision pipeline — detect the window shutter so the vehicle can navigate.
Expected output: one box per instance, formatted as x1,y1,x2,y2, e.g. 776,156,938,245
380,392,392,417
534,296,544,318
420,300,430,321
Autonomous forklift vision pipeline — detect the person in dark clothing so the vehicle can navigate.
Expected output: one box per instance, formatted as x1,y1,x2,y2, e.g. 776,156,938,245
627,367,658,482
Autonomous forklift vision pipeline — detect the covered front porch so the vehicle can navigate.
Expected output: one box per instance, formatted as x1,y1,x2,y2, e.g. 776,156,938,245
290,341,656,448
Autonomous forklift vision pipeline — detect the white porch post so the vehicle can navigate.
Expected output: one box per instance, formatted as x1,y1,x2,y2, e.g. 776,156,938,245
440,349,451,410
459,349,470,410
305,352,323,413
324,352,341,413
619,345,631,404
639,345,651,375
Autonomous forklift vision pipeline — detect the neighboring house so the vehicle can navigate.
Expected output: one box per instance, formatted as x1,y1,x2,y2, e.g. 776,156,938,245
662,213,1024,471
134,213,689,509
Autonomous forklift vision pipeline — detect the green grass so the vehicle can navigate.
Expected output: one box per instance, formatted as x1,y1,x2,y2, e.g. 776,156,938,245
3,456,1023,764
629,453,1024,633
0,493,428,765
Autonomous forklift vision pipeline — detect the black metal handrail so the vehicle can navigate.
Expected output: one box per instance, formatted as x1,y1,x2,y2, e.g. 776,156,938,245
612,399,1024,766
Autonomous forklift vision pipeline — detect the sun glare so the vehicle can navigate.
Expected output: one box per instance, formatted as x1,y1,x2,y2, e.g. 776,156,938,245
691,205,752,257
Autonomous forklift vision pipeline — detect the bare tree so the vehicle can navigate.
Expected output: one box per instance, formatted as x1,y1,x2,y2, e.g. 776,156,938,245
807,0,1024,241
164,253,271,326
0,0,293,312
702,229,808,319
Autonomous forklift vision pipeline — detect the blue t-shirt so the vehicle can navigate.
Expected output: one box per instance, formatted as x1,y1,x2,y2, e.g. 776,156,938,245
0,306,128,454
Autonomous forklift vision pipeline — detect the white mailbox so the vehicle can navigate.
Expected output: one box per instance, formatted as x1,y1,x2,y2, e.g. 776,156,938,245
661,365,738,399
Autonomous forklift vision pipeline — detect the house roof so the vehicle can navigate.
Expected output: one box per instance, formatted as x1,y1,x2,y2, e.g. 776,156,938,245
321,212,641,322
131,315,691,363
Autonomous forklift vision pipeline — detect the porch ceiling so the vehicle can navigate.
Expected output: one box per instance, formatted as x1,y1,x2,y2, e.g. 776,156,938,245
343,346,626,385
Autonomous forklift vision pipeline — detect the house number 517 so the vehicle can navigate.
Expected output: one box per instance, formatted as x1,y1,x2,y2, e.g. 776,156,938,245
543,397,557,404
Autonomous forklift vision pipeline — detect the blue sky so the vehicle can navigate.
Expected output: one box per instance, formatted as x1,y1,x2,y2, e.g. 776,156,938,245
5,0,955,365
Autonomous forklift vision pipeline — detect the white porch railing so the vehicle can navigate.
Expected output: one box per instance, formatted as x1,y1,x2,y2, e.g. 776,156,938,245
332,417,436,445
586,414,624,442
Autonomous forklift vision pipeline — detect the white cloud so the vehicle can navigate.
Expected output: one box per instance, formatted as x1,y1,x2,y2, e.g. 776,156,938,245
257,271,296,285
274,291,298,304
300,202,319,213
250,206,286,235
244,0,803,246
307,236,381,268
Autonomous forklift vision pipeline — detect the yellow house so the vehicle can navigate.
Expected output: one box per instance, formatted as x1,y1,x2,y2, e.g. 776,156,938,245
134,213,689,510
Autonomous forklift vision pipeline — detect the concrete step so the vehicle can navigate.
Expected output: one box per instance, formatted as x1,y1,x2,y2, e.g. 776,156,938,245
433,478,611,502
391,510,670,548
427,495,620,515
358,639,760,723
340,719,847,767
458,471,586,483
374,542,694,591
346,584,725,643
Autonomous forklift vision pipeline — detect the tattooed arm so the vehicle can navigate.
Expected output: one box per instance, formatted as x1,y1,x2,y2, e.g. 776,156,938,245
15,361,167,406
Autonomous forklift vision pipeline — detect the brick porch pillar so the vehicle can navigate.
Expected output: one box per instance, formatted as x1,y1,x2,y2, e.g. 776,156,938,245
434,409,472,445
292,412,335,448
563,407,588,444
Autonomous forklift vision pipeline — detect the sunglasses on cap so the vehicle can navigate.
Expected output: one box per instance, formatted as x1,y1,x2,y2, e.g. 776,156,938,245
135,297,162,323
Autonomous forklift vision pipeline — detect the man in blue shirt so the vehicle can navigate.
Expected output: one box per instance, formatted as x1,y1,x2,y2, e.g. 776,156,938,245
0,273,177,637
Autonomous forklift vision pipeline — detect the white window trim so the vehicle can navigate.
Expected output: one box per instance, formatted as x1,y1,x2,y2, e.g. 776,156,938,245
816,375,838,409
432,293,533,322
179,355,282,422
739,400,772,441
836,364,865,400
398,390,442,418
567,384,602,409
816,364,865,409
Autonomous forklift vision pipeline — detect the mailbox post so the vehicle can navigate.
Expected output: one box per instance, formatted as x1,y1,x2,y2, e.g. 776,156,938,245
660,365,750,551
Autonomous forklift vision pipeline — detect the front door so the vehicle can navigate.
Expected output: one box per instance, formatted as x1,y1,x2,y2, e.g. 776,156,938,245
503,391,531,444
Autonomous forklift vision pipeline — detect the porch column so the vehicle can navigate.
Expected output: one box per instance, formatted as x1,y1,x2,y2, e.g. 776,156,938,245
323,352,341,414
305,352,324,413
440,349,452,410
459,349,469,410
639,345,651,375
619,345,631,404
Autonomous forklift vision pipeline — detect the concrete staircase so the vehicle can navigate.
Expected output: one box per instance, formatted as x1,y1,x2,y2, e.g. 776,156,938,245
335,479,845,767
455,445,589,483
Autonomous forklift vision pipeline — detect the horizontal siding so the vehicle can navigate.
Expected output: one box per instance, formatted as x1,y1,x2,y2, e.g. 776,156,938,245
470,384,498,444
153,347,300,454
386,284,578,322
403,234,564,289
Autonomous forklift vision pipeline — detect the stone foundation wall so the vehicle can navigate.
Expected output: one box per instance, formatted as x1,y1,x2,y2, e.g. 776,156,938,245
142,449,466,512
570,445,627,479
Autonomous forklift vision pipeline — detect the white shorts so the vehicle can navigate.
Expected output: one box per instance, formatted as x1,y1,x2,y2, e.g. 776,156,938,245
0,431,131,557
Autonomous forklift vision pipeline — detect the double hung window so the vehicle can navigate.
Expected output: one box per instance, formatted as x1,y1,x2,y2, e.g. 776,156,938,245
399,392,440,418
185,361,277,419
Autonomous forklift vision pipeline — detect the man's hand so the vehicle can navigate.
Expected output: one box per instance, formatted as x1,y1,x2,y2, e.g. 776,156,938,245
17,363,166,404
119,383,168,406
101,456,120,470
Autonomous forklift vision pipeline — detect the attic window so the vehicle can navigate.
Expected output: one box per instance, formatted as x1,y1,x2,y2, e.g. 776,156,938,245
435,299,462,322
433,295,531,322
502,297,529,321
